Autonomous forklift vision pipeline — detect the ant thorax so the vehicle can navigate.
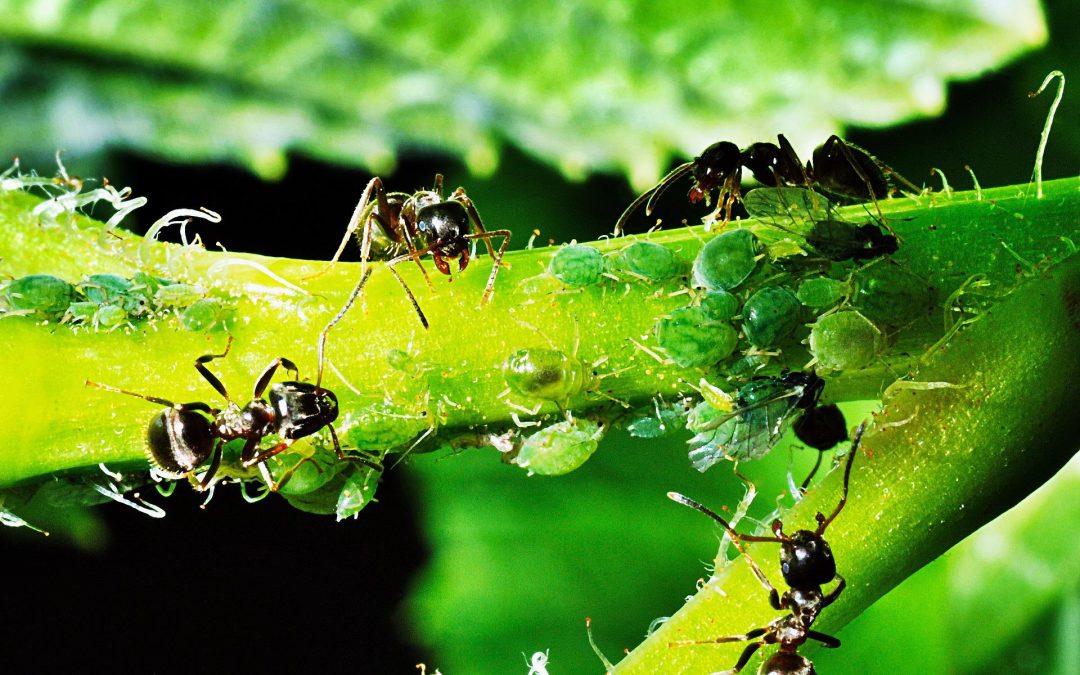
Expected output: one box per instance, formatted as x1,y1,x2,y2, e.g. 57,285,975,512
216,400,274,441
783,586,826,627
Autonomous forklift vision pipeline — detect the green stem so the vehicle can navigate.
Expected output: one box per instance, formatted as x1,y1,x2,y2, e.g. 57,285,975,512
0,180,1077,488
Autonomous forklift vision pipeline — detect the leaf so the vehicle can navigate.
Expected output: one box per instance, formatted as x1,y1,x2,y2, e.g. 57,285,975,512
0,0,1046,184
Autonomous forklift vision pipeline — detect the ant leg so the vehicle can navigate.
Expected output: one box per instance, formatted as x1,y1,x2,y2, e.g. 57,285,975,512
667,492,780,596
806,630,841,648
252,357,301,399
432,173,444,197
328,423,384,471
829,136,890,225
668,626,769,648
194,336,235,403
316,267,373,387
245,438,295,468
386,254,431,329
304,177,384,281
196,440,224,491
822,573,846,607
454,190,497,259
464,229,512,305
816,420,865,534
799,450,825,492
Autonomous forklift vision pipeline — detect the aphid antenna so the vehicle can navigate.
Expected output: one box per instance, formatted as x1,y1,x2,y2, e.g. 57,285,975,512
1028,70,1065,199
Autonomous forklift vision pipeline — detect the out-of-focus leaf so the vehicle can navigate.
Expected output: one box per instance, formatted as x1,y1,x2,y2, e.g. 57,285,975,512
0,0,1046,184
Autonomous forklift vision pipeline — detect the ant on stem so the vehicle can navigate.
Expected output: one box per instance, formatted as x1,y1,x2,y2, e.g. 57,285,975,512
667,420,866,674
310,174,511,329
86,269,380,492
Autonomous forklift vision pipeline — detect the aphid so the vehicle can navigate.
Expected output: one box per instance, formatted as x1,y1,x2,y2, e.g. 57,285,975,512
513,416,606,476
655,305,739,369
741,286,803,349
549,243,604,287
687,371,825,471
614,134,914,234
605,241,685,282
795,277,849,310
180,298,236,332
2,274,75,316
667,421,864,674
312,173,511,329
153,282,208,309
80,274,132,304
64,302,128,331
698,290,741,321
808,310,885,373
503,347,595,402
86,269,380,491
691,228,762,292
851,262,936,329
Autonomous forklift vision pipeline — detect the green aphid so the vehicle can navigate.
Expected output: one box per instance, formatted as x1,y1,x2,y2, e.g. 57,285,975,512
626,401,689,439
181,298,236,332
80,274,132,304
64,301,100,324
347,403,430,452
655,305,738,368
550,244,604,287
741,286,802,348
4,274,75,315
607,241,684,282
692,228,760,292
94,304,128,329
503,347,593,401
796,277,849,309
698,290,740,321
335,464,383,521
809,310,884,372
154,283,207,309
271,443,343,497
514,417,605,476
852,264,936,327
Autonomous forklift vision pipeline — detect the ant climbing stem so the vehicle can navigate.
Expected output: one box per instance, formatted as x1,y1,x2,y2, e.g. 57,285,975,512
306,173,511,329
666,420,867,675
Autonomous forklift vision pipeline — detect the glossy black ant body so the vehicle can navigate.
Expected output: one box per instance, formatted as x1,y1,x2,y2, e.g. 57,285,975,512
86,270,379,492
793,403,848,489
667,420,864,675
614,134,917,235
312,174,510,329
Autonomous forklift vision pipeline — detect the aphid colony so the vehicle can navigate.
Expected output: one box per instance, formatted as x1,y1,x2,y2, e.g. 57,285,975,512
1,271,235,333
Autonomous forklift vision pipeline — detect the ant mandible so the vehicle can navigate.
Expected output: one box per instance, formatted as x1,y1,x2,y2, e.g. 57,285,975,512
667,420,866,675
86,269,380,492
311,174,511,329
614,134,917,236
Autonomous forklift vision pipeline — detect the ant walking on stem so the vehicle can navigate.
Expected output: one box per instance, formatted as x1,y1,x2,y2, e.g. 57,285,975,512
310,174,511,329
667,420,866,675
86,269,380,492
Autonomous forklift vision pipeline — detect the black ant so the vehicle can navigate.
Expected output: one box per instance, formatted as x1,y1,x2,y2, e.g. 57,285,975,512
793,403,849,490
310,174,511,329
614,134,917,235
86,269,379,492
667,420,865,675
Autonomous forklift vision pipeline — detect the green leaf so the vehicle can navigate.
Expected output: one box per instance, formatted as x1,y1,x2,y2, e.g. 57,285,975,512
0,0,1046,183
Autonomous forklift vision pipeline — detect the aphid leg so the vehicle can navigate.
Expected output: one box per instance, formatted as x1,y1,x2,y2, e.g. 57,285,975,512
304,176,384,281
251,356,301,399
316,268,373,387
465,229,512,305
385,256,431,329
815,419,865,534
193,336,236,403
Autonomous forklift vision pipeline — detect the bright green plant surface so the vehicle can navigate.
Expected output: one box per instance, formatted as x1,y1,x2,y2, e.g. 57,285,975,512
2,177,1078,672
0,0,1044,183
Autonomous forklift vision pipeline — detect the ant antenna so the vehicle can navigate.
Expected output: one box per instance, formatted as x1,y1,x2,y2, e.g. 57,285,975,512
317,267,373,387
816,419,866,534
613,162,694,236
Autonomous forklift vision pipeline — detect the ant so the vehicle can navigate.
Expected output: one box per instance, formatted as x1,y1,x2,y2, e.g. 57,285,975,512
667,420,865,675
86,269,380,492
310,174,511,329
614,134,917,235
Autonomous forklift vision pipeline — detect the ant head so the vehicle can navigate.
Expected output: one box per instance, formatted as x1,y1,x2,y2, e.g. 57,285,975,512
779,529,836,588
416,201,471,257
690,141,741,199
